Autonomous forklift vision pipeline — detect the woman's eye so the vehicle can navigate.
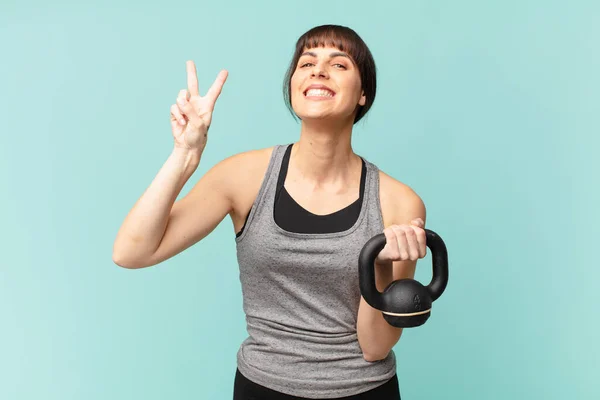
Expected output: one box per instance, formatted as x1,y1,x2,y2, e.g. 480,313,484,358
299,62,346,69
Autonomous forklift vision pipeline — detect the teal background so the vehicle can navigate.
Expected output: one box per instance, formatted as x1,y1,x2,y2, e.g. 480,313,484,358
1,0,598,399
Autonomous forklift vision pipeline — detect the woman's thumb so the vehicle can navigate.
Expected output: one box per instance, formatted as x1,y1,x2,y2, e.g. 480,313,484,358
411,218,424,227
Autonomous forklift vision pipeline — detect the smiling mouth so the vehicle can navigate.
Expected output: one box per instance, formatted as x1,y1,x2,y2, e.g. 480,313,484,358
304,88,336,98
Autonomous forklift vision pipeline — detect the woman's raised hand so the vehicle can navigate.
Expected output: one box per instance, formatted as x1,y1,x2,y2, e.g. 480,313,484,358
170,61,228,153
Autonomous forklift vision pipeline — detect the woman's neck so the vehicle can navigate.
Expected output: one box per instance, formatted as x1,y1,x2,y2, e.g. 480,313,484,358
289,119,362,190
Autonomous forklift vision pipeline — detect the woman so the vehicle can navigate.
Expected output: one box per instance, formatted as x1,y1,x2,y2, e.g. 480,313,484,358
113,25,427,400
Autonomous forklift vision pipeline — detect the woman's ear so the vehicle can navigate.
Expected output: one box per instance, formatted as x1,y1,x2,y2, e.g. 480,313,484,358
359,90,366,106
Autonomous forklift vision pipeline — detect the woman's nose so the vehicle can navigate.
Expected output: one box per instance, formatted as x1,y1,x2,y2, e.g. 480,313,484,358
311,64,328,78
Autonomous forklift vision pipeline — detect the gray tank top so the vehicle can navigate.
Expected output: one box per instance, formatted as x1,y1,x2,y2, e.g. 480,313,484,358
235,144,396,398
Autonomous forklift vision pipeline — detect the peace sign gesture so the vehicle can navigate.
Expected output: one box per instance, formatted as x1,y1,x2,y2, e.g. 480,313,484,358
170,60,228,152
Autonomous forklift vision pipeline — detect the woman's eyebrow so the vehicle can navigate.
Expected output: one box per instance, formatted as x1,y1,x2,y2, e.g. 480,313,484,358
300,51,351,59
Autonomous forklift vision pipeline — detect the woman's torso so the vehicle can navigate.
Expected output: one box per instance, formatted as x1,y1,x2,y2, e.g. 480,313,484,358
228,143,402,398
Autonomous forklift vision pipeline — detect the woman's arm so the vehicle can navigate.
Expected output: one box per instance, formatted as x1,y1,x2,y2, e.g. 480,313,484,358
356,173,427,361
112,150,247,269
113,60,232,269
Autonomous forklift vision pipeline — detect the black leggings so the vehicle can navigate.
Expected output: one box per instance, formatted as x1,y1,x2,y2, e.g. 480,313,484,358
233,369,401,400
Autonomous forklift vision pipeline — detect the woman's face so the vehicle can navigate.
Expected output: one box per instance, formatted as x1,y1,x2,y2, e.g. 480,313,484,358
290,46,366,123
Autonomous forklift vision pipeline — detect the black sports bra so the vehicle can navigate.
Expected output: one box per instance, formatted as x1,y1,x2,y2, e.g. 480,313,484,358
236,144,366,237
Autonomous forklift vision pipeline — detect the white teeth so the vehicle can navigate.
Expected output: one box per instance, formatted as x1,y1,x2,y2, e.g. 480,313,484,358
306,89,334,97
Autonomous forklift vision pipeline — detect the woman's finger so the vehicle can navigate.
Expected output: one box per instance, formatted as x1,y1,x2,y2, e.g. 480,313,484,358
376,227,395,263
205,70,228,103
186,61,199,97
177,89,189,103
402,225,420,260
170,104,186,126
414,227,427,258
390,225,410,260
411,218,424,228
177,97,202,128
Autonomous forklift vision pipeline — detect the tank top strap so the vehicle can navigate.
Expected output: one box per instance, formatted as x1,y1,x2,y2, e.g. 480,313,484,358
235,144,288,243
235,143,384,243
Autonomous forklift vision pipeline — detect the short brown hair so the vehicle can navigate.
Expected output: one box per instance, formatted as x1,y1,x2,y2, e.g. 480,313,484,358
283,25,377,124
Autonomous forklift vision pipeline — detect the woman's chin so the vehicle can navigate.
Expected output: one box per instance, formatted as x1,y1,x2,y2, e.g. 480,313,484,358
300,113,331,121
298,112,354,125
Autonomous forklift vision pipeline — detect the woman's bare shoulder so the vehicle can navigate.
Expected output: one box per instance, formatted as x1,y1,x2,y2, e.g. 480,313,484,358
215,145,276,224
377,169,426,226
236,145,275,163
218,145,275,178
